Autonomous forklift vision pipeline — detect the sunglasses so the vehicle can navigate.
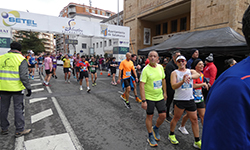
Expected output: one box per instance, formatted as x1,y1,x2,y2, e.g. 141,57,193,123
177,59,185,63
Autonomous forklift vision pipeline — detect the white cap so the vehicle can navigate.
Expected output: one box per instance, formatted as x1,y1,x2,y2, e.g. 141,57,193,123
176,55,186,61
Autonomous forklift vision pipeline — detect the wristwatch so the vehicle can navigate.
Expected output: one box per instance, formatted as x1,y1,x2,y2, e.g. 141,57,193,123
142,100,146,103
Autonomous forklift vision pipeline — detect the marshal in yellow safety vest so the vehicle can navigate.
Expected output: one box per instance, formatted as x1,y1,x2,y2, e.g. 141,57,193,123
0,52,26,91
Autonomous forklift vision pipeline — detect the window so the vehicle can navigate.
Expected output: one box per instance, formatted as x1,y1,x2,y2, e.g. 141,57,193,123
104,12,108,16
96,42,98,48
100,42,102,48
82,43,86,49
93,43,95,48
171,19,177,33
98,10,100,15
109,39,112,46
104,41,107,47
156,24,161,35
180,17,187,31
92,9,95,13
86,8,89,12
163,22,168,34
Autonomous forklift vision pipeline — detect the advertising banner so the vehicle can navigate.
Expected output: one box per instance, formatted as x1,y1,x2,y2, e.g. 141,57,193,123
0,8,130,40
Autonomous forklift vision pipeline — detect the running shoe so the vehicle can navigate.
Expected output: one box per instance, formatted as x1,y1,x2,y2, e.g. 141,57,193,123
165,116,172,123
41,73,44,76
193,140,201,149
39,72,40,75
120,94,126,101
152,126,160,141
147,134,158,147
135,97,142,103
45,84,51,86
68,80,70,83
74,76,76,79
168,134,179,145
87,87,91,92
124,101,131,109
92,83,95,87
43,82,46,86
178,126,189,135
55,75,57,79
52,74,54,78
80,87,83,91
94,82,97,86
31,76,34,80
65,80,67,83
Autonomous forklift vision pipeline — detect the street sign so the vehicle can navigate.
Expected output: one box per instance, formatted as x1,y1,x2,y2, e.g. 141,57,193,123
65,39,78,45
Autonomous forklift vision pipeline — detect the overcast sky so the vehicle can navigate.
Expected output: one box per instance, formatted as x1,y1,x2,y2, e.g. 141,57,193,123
1,0,123,16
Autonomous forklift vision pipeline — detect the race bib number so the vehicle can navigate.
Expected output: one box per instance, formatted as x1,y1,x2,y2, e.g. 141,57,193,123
53,59,57,62
181,82,192,90
31,60,35,64
91,67,95,71
69,68,71,71
39,61,43,63
126,71,131,76
153,80,162,89
194,89,204,103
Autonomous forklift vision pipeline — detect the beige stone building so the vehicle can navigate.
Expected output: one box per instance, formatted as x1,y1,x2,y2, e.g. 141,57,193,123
123,0,250,54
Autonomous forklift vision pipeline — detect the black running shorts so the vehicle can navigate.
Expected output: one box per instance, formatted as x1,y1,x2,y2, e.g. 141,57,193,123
196,101,205,109
122,78,131,88
28,64,35,68
111,68,116,75
79,71,89,79
174,100,197,112
63,68,70,73
146,99,166,115
45,69,52,75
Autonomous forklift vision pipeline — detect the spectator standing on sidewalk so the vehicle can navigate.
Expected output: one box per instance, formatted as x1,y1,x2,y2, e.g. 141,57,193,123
186,49,199,69
0,42,32,137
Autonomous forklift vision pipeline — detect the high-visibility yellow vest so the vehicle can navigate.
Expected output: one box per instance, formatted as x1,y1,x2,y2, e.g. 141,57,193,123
0,52,26,91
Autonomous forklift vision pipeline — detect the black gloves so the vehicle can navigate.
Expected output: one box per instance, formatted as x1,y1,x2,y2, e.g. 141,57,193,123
26,89,32,97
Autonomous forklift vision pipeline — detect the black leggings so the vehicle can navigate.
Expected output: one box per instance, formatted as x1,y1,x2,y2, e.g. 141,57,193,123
166,89,175,117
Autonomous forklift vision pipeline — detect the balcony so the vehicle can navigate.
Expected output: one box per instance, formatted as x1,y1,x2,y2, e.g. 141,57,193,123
68,7,76,15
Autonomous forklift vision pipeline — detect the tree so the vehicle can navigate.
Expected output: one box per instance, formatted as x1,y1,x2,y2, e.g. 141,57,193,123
13,31,46,54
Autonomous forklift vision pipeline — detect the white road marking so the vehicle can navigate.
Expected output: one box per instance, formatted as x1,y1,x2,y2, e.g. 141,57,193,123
42,75,84,150
33,79,41,81
118,91,135,99
31,83,42,86
15,136,24,150
31,88,44,93
29,97,48,104
33,76,40,79
24,133,75,150
31,109,53,124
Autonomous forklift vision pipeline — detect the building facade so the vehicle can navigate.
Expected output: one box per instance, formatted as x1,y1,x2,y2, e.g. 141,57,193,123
123,0,249,54
56,3,116,56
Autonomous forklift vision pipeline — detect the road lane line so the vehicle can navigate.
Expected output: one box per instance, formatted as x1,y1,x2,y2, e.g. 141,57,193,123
41,75,84,150
31,83,42,86
31,109,53,124
29,97,47,104
31,88,44,93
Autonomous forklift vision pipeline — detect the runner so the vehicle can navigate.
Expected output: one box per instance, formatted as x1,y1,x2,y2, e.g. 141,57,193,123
140,51,167,147
131,54,142,103
168,55,201,149
110,57,118,85
61,54,72,83
37,53,44,76
76,56,91,92
178,59,208,135
50,53,58,79
69,54,75,79
117,52,138,109
27,52,36,80
74,53,81,82
89,56,98,87
43,53,53,86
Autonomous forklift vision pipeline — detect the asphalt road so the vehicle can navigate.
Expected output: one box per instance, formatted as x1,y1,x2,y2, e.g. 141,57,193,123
0,66,203,150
